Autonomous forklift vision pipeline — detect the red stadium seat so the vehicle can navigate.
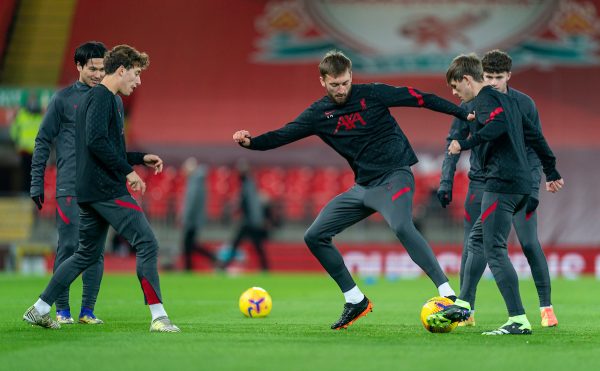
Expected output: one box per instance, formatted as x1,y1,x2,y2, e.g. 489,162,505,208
283,167,313,221
339,169,355,192
144,166,177,219
207,166,239,220
449,171,469,221
256,166,285,199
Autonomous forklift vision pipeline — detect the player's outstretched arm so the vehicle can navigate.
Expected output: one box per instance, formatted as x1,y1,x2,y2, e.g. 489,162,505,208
372,84,470,120
233,118,314,151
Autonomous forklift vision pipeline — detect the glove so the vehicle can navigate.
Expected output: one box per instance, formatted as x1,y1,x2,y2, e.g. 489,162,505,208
437,188,452,208
32,193,44,210
525,197,539,214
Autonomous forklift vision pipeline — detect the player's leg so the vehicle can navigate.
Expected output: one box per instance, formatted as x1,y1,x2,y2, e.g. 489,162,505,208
183,227,196,271
93,195,179,332
426,193,529,332
249,228,269,272
458,186,485,325
66,197,104,325
513,206,557,327
367,168,454,297
24,204,108,329
53,196,78,323
481,192,532,335
220,224,249,269
303,185,374,329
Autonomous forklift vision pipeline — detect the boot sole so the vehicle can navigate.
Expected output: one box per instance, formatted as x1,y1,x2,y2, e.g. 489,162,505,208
333,301,374,330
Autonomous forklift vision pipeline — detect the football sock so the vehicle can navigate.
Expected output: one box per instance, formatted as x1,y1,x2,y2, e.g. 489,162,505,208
34,298,51,315
149,304,168,321
343,286,365,304
79,307,94,318
437,282,455,298
454,299,471,310
508,314,531,329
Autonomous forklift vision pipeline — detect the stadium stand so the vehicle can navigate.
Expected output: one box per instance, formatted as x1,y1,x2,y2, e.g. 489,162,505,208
35,165,469,226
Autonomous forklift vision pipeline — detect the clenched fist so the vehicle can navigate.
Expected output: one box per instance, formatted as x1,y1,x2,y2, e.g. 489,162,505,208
233,130,251,147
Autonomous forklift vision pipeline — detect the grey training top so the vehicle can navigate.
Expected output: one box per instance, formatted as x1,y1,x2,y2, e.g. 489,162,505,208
30,81,91,198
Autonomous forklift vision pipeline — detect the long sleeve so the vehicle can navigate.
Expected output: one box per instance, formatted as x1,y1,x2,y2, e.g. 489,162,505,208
457,98,507,150
85,95,133,175
522,98,543,198
127,152,147,166
372,84,469,120
30,97,61,196
522,115,560,181
524,106,543,198
248,112,315,150
440,116,470,189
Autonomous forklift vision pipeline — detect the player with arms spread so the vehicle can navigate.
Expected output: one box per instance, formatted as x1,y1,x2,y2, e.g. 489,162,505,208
233,50,472,330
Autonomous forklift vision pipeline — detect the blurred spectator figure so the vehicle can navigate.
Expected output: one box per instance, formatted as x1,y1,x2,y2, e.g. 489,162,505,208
220,159,277,272
181,157,217,271
10,93,43,192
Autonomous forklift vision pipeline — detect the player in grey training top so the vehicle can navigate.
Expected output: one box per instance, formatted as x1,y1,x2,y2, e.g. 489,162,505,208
30,41,107,325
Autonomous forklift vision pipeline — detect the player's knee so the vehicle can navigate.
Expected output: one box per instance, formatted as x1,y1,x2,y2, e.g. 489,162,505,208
57,242,78,257
304,227,330,250
391,221,414,239
303,228,319,248
520,240,540,256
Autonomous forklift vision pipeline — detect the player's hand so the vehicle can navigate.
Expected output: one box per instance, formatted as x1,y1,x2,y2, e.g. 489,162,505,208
233,130,251,147
126,170,146,195
448,140,461,155
437,188,452,208
545,178,564,193
31,193,44,210
467,111,476,121
143,154,163,175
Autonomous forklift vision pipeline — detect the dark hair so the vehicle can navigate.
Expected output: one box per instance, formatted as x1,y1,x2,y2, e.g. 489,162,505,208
446,53,483,84
319,50,352,77
104,44,150,75
74,41,107,67
482,49,512,74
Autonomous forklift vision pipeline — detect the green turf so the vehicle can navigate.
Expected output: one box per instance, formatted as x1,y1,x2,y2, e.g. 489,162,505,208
1,273,599,371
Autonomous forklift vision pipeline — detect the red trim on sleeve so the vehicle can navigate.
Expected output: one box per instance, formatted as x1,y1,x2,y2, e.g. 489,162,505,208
483,107,504,125
407,87,425,106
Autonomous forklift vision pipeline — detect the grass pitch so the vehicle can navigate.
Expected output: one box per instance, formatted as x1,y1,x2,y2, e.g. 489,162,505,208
1,273,599,371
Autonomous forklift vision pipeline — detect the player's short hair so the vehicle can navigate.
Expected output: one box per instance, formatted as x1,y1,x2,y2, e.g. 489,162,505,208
104,45,150,74
482,49,512,74
319,50,352,77
446,53,483,84
74,41,107,67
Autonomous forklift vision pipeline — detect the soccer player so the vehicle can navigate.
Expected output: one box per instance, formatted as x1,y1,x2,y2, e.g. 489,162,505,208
30,41,107,325
233,50,472,330
437,50,558,327
23,45,180,332
427,54,563,335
